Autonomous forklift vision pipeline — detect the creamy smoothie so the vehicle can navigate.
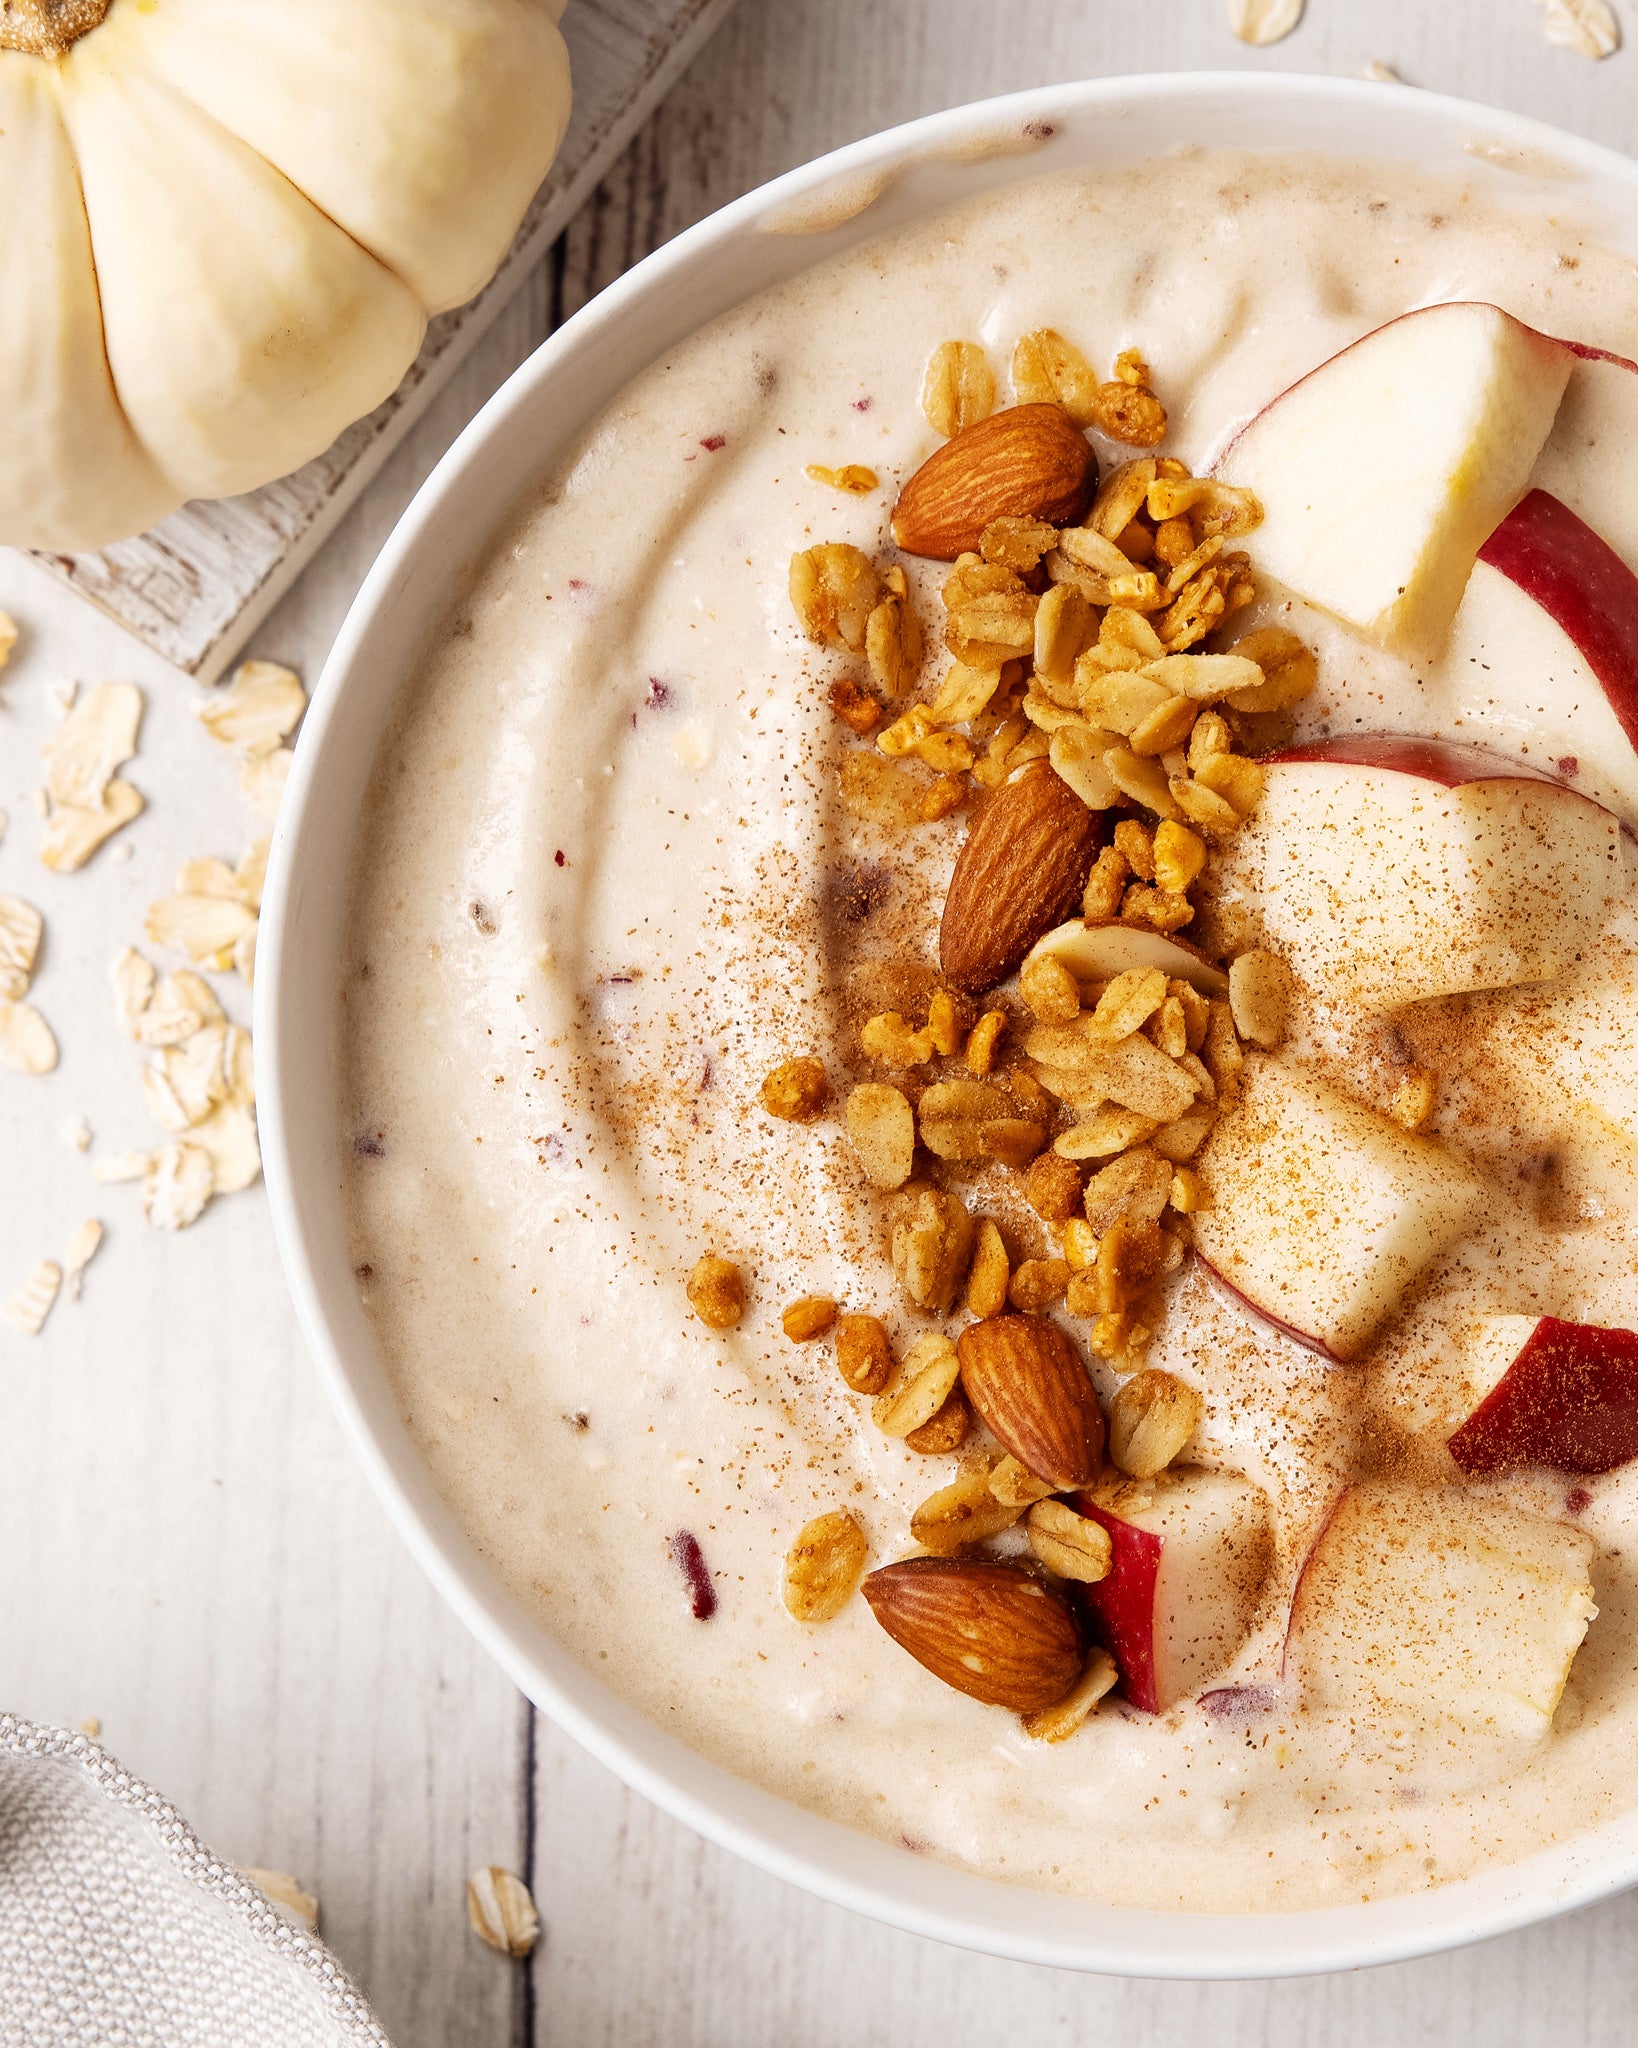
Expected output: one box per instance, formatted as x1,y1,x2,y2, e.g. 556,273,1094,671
335,149,1638,1912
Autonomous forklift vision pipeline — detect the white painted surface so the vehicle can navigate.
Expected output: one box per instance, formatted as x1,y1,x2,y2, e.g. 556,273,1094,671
7,2,1638,2042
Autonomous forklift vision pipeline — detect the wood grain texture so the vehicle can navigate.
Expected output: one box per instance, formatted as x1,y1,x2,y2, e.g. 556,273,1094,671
23,0,739,684
8,5,1638,2048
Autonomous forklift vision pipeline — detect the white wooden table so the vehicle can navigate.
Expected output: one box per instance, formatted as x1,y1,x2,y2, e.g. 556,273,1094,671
7,4,1638,2042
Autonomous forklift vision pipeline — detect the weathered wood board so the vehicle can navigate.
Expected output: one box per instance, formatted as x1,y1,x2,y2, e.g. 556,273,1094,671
23,0,740,683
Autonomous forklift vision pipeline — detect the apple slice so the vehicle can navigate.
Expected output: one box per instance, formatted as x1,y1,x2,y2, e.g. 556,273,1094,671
1386,1313,1638,1477
1425,489,1638,821
1286,1482,1596,1740
1191,1057,1486,1360
1248,736,1622,1009
1075,1468,1272,1714
1216,303,1577,658
1022,917,1229,998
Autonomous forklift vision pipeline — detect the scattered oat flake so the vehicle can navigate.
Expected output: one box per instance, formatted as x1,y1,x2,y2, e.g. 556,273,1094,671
244,1868,319,1934
61,1113,92,1153
239,746,292,822
142,1142,214,1230
233,920,258,989
201,660,306,758
1228,0,1303,44
0,894,43,1000
3,1260,61,1337
467,1866,539,1956
175,855,248,902
78,1716,100,1739
92,1150,155,1185
0,1000,57,1074
236,837,270,911
1362,59,1406,82
145,891,256,966
192,1098,261,1194
48,678,76,716
42,681,142,810
112,948,157,1037
0,613,16,671
41,780,144,872
62,1219,103,1300
1538,0,1619,56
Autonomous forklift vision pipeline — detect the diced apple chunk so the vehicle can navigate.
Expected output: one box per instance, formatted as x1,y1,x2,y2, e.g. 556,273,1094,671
1217,302,1573,658
1076,1468,1272,1713
1192,1058,1486,1360
1248,740,1622,1009
1287,1483,1596,1741
1386,1314,1638,1477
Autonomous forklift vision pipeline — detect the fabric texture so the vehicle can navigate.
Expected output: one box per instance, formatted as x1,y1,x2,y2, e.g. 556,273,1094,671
0,1714,393,2048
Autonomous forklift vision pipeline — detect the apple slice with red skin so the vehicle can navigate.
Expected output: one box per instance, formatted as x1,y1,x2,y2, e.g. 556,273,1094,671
1385,1312,1638,1477
1284,1481,1596,1740
1073,1468,1272,1714
1191,1057,1487,1361
1215,302,1637,660
1247,735,1623,1009
1023,917,1228,998
1425,489,1638,821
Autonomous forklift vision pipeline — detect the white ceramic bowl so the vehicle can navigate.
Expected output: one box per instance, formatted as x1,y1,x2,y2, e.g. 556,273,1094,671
260,72,1638,1977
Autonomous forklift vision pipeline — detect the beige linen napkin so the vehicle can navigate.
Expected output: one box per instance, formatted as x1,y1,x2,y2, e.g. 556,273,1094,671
0,1715,392,2048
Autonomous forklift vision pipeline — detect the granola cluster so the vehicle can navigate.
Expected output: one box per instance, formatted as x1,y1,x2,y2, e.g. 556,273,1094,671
699,331,1321,1737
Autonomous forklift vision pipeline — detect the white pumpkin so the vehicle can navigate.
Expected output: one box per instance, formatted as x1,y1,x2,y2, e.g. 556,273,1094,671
0,0,571,549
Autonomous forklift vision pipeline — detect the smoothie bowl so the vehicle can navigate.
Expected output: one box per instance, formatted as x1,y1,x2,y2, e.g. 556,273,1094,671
259,75,1638,1976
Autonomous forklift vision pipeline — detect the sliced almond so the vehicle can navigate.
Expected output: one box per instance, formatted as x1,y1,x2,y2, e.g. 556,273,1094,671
1025,918,1227,998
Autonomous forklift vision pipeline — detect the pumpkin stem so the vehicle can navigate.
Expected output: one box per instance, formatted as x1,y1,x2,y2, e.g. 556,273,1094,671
0,0,112,56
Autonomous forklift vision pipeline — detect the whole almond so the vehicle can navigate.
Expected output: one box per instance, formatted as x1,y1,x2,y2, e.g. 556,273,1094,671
861,1557,1084,1710
892,404,1098,560
957,1314,1105,1488
939,763,1101,994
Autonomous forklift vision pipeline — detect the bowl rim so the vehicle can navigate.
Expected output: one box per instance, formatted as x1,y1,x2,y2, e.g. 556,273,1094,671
259,68,1638,1979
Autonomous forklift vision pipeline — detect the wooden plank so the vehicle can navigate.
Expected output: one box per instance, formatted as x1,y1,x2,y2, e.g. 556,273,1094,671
24,0,740,684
